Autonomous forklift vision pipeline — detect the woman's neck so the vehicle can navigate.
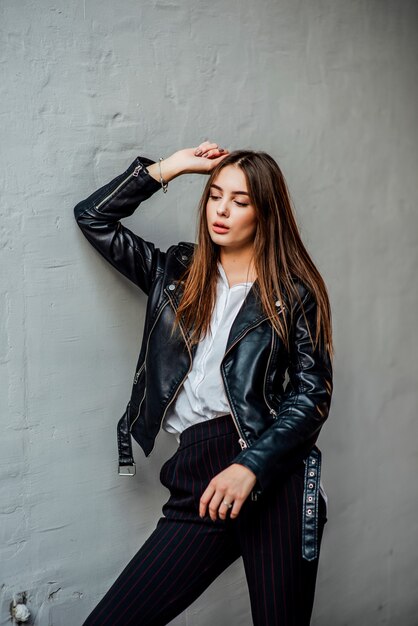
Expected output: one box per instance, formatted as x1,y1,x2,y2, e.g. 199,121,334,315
219,248,257,286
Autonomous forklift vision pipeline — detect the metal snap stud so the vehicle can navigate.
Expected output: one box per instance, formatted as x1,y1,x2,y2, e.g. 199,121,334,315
308,496,313,502
181,255,188,261
307,509,313,515
168,284,175,290
308,483,314,489
309,471,315,477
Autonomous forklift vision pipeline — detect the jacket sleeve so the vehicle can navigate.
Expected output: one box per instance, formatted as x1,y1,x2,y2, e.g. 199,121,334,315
232,286,333,493
73,155,165,295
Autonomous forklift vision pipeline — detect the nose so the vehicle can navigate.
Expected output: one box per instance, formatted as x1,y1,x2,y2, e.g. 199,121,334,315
216,199,229,216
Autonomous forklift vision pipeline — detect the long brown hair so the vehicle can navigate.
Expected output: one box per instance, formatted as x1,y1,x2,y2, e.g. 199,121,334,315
172,150,334,360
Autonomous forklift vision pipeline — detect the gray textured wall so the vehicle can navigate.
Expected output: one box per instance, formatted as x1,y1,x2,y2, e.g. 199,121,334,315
1,1,417,624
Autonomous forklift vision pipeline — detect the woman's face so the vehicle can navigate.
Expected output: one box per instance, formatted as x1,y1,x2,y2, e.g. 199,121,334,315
206,165,258,251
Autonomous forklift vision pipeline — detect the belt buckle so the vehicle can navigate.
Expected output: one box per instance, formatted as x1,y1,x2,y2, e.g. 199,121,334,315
118,463,136,476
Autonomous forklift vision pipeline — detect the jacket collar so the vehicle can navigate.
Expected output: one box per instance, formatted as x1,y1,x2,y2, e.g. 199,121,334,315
168,244,285,352
165,278,273,354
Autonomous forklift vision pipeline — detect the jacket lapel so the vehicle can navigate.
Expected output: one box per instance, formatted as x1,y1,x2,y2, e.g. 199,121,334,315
168,245,286,354
165,279,271,354
223,282,271,353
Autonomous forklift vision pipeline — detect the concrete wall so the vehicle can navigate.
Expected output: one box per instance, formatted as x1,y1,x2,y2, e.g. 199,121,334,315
1,0,417,624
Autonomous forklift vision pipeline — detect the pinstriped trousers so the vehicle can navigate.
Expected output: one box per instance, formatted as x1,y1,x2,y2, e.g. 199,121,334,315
82,414,327,626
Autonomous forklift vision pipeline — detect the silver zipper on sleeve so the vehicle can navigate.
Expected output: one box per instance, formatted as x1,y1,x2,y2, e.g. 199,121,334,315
95,164,142,212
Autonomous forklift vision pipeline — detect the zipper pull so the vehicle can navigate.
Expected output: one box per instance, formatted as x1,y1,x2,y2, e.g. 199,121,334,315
238,437,248,450
269,408,277,417
132,164,143,177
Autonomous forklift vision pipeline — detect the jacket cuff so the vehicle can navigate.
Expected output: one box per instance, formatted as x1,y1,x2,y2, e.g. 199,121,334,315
233,439,315,496
132,156,164,193
233,451,271,494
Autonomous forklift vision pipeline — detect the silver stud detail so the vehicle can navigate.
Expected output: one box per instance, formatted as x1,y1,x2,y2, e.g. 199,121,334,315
308,483,314,489
308,496,313,502
309,471,315,477
307,509,313,515
168,284,175,290
181,255,188,261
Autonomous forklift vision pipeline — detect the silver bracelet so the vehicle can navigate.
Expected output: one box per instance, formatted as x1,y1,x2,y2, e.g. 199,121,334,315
158,157,168,193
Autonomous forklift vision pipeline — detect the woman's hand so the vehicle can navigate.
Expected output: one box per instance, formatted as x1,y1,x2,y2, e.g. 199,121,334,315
145,141,230,183
199,463,257,521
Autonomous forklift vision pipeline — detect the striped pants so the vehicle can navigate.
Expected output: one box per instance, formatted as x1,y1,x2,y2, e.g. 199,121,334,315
82,414,327,625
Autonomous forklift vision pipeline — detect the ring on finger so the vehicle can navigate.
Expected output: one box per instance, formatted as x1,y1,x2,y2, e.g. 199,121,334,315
222,500,233,509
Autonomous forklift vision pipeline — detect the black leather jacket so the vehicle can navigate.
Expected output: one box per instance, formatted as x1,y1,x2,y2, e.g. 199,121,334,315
74,155,333,561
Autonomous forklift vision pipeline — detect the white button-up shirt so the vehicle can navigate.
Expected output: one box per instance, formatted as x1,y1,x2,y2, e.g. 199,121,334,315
161,260,328,510
162,261,253,437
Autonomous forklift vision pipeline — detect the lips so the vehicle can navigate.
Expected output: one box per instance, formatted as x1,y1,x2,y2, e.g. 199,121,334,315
213,222,229,230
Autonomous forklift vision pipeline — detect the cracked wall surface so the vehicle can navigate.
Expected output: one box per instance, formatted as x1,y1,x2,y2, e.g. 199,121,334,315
1,0,417,624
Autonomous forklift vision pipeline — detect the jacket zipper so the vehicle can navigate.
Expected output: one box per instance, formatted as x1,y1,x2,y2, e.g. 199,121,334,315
133,362,145,385
129,300,170,431
131,289,194,445
220,317,269,449
94,164,142,212
263,328,278,418
150,291,193,445
130,288,272,453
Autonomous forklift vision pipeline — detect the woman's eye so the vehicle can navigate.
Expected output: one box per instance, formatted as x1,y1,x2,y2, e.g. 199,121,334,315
209,195,248,207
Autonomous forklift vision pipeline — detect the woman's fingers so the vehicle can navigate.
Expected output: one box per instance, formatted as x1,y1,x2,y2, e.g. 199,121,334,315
199,483,215,518
200,485,239,521
218,498,235,520
194,141,226,157
195,140,217,152
208,490,228,521
229,499,242,520
199,465,256,520
202,148,226,158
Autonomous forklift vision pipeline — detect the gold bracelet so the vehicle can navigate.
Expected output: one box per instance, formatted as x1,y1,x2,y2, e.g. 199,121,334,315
158,157,168,193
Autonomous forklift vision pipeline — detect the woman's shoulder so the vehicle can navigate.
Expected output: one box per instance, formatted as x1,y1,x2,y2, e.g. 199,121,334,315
166,241,196,255
164,241,196,269
281,275,314,309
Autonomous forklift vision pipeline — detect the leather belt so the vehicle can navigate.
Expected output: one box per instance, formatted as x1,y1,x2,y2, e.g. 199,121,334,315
302,445,322,561
117,403,136,476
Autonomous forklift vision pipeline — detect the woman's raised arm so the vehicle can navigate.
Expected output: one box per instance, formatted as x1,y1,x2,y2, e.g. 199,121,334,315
74,155,167,295
73,142,229,295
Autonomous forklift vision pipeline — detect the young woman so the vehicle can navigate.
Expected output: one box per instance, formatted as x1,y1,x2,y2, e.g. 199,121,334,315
74,140,334,626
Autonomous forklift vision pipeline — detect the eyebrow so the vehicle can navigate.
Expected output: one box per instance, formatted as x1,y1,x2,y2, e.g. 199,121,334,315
210,183,250,196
